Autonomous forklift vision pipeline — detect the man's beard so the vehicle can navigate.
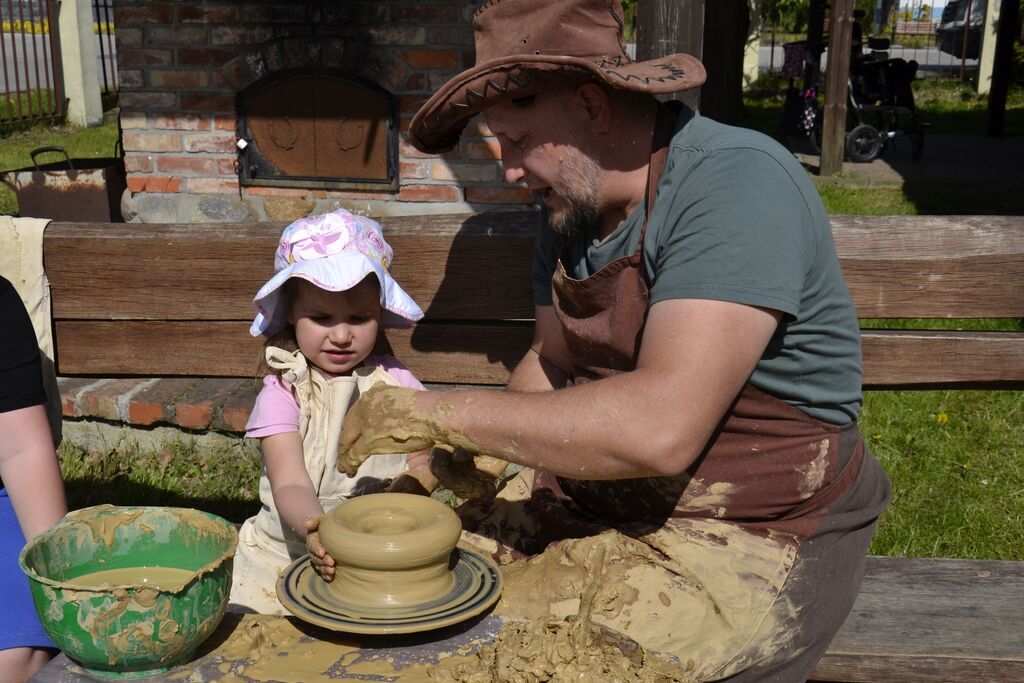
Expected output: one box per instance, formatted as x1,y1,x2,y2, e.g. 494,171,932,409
546,146,601,237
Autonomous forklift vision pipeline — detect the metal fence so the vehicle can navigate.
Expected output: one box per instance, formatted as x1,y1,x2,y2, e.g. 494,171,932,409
0,0,64,126
877,0,982,78
92,0,115,94
761,0,986,81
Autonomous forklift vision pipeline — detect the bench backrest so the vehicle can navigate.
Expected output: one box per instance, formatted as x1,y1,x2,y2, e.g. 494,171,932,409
894,20,937,35
42,213,1024,389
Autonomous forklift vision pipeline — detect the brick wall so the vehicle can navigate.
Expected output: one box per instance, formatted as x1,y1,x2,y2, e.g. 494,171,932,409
114,0,531,223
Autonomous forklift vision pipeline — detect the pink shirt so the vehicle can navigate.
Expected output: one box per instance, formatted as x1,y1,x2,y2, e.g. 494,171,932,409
245,355,425,439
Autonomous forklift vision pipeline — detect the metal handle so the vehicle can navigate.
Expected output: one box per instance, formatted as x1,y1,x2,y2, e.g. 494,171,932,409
29,146,74,171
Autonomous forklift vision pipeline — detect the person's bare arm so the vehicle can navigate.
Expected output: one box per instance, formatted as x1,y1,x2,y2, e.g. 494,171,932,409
0,404,67,540
507,305,573,393
341,299,780,479
261,431,336,578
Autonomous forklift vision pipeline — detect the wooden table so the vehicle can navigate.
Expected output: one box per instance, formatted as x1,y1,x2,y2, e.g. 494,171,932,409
31,612,504,682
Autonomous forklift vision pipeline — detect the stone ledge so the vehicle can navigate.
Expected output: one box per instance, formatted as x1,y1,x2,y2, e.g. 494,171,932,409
58,377,259,435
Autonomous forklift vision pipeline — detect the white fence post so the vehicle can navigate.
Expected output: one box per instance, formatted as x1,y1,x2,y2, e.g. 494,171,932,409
59,0,102,126
976,0,1001,95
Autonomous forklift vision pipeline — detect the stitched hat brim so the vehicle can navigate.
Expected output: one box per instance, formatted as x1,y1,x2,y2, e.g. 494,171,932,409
409,52,706,154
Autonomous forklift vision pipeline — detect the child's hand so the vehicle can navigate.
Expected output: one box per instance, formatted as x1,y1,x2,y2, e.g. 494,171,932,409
386,466,438,496
430,448,509,500
304,516,336,582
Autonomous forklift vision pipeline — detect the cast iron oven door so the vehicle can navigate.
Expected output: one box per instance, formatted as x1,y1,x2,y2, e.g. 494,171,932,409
237,70,398,191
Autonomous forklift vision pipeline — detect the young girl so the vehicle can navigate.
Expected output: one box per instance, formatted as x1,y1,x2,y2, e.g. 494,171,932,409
230,209,436,614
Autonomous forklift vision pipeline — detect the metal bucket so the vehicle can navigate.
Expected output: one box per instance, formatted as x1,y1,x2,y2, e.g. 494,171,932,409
0,146,127,222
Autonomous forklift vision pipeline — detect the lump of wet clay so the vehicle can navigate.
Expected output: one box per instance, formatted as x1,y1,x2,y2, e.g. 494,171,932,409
425,616,689,682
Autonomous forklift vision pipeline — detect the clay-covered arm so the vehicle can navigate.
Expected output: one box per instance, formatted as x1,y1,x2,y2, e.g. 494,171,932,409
0,404,67,540
340,298,779,480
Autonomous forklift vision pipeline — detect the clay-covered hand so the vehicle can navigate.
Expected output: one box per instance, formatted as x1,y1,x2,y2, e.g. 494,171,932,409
385,466,438,496
304,516,336,582
430,447,509,500
338,384,437,477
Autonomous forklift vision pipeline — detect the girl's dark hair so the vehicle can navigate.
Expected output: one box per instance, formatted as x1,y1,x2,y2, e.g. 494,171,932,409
255,279,300,379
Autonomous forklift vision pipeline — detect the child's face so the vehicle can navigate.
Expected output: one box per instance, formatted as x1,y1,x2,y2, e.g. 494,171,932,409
288,276,382,377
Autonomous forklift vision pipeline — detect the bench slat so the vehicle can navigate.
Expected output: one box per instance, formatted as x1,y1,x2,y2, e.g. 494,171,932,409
812,556,1024,682
43,215,537,321
52,322,1024,388
43,215,1024,321
52,321,534,384
862,330,1024,388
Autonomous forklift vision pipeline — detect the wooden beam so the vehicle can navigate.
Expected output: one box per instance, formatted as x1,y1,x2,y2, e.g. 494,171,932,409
635,0,704,109
820,0,855,176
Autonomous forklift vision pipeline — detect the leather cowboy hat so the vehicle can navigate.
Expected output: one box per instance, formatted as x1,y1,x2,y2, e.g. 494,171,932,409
409,0,706,154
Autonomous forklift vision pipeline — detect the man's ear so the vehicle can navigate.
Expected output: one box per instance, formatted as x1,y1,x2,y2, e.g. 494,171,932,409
573,82,612,134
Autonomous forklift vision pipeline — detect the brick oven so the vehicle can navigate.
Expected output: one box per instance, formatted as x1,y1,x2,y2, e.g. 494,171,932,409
113,1,532,223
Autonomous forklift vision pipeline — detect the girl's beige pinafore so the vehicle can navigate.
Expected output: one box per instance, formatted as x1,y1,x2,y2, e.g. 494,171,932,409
230,348,406,615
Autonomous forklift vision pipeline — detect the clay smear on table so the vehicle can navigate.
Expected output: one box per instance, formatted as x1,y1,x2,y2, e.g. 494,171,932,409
423,543,688,682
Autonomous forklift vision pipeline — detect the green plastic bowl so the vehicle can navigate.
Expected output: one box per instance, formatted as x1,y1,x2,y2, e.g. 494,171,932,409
19,505,237,678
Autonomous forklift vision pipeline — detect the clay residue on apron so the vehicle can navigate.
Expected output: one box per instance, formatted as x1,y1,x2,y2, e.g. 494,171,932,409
492,523,796,680
798,438,831,497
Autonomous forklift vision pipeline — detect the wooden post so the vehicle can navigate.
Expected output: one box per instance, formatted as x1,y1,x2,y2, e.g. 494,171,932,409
986,0,1021,136
635,0,704,109
699,0,750,124
820,0,855,177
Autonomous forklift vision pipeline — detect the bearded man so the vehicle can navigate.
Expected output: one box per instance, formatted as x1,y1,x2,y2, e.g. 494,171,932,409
336,1,892,679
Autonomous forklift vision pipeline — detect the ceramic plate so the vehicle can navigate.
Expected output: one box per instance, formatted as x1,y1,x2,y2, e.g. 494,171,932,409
277,547,502,635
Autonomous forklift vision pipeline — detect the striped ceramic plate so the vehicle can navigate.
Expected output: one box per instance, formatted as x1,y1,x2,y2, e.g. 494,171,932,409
277,547,502,634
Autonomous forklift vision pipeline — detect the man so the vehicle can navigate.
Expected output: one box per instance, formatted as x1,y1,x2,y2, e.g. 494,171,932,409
338,1,891,679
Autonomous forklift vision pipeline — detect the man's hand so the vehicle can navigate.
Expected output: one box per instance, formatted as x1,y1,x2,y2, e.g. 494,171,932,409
385,466,438,496
430,448,509,500
338,384,435,476
304,516,336,582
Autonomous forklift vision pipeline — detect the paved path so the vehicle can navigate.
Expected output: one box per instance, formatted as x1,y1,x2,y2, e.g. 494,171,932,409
792,134,1024,190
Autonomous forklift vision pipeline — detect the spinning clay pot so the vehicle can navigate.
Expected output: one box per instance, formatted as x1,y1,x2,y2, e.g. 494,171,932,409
319,493,462,607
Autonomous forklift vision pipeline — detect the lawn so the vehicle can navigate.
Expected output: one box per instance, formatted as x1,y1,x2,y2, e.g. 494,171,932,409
7,79,1021,561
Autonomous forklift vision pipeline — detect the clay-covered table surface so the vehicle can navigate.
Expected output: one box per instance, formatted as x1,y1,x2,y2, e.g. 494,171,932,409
30,611,504,682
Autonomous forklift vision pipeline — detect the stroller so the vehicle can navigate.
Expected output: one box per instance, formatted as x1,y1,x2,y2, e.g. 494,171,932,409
841,41,926,162
783,38,926,163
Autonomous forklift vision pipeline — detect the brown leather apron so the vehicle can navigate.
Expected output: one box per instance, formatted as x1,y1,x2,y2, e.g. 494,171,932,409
548,105,864,543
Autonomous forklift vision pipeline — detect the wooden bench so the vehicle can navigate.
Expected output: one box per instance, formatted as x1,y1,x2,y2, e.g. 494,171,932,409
894,20,938,36
41,213,1024,681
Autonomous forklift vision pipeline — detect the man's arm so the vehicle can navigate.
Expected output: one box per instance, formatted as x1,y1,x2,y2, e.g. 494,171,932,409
343,298,780,479
507,305,573,393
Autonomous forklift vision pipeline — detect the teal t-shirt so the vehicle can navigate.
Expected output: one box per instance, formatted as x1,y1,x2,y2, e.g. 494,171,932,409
533,108,862,424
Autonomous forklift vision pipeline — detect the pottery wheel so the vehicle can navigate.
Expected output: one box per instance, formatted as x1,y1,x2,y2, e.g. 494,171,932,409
277,546,502,634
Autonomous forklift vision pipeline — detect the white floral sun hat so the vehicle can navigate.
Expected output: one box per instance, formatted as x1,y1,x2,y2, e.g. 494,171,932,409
250,209,424,336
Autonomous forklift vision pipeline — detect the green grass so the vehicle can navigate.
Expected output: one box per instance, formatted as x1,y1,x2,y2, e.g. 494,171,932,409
818,184,1024,215
59,440,262,524
0,116,120,216
0,89,60,122
862,389,1024,559
913,79,1024,137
